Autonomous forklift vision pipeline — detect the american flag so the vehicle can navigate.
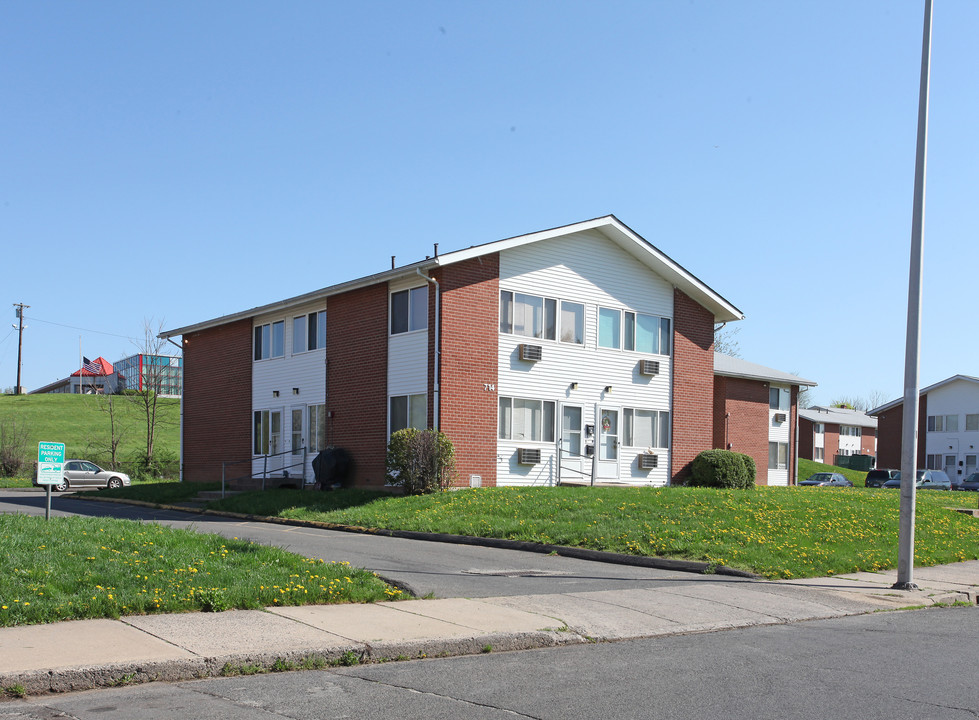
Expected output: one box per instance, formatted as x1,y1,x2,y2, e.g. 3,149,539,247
82,357,102,375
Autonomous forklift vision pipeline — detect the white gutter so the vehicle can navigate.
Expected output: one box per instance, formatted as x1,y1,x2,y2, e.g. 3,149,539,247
416,268,441,430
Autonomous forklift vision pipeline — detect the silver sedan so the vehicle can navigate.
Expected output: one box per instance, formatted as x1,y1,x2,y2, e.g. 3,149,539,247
57,460,132,491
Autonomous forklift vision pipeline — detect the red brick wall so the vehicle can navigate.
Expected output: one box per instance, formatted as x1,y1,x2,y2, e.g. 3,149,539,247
327,284,389,486
798,416,815,460
712,375,769,485
824,425,840,463
789,385,799,485
434,255,500,487
181,319,252,483
875,395,927,468
861,428,876,456
671,289,715,482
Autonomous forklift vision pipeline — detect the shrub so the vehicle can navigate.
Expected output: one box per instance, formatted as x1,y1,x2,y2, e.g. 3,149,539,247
386,428,456,495
128,448,180,481
690,449,756,489
0,417,32,478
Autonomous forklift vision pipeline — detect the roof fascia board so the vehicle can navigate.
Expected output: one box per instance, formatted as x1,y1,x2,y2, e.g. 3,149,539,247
870,374,979,415
714,369,816,387
160,259,437,339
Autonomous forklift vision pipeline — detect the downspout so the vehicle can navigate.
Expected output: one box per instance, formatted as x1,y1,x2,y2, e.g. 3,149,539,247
416,269,441,430
165,336,184,482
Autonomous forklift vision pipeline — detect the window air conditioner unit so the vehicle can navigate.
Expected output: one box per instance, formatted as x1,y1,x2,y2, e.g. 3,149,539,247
639,454,658,470
519,344,543,362
639,359,660,376
517,448,541,465
774,413,787,423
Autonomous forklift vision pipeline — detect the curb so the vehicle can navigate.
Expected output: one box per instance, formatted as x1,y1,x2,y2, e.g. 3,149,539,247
0,630,578,698
81,494,761,579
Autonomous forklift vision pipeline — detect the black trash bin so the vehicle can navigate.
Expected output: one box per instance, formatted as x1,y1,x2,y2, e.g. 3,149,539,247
312,447,353,489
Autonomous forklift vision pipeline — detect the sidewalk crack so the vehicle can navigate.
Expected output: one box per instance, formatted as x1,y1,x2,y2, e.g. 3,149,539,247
348,674,544,719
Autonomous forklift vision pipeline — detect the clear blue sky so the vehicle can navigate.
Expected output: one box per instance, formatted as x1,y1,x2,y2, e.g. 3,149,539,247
3,1,976,408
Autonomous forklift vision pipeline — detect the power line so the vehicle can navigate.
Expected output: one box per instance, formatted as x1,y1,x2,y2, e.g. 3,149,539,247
23,315,138,342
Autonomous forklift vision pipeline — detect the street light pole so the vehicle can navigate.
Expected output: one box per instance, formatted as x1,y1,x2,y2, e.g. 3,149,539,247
894,0,933,591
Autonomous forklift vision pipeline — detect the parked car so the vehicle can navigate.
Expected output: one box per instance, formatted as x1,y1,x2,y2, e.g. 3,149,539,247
33,459,132,492
882,469,952,491
799,472,853,487
959,472,979,491
865,469,899,488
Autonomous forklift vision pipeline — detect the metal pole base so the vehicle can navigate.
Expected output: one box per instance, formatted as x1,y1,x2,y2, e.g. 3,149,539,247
891,581,920,591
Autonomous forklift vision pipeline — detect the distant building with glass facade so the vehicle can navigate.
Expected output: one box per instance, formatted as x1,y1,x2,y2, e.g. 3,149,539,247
115,354,183,397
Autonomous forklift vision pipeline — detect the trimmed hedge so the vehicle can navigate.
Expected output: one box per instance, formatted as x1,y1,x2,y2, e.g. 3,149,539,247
689,449,756,489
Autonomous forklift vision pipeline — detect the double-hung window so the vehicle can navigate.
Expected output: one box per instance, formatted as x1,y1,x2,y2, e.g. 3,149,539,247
623,408,670,448
391,287,428,334
254,321,284,361
390,394,427,434
967,414,979,432
498,397,555,442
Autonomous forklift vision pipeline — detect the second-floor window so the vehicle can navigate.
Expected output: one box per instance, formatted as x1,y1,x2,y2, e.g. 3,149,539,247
254,321,284,361
391,287,428,334
927,414,959,433
599,307,671,354
293,311,327,353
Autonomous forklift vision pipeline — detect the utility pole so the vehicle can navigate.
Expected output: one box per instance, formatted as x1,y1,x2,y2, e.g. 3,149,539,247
894,0,933,591
13,303,29,395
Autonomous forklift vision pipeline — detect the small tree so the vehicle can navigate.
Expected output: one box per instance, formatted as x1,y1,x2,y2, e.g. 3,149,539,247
386,428,456,495
124,318,177,467
91,391,129,469
713,325,742,358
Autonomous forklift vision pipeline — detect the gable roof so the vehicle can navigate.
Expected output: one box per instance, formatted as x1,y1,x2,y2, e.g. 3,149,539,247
713,353,817,387
869,374,979,415
161,215,743,338
800,406,877,429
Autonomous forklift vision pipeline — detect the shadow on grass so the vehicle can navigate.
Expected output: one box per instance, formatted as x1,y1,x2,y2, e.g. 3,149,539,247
209,488,395,517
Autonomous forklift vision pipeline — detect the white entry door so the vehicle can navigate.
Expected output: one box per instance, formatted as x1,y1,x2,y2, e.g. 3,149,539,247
596,406,620,480
267,409,283,471
560,404,583,481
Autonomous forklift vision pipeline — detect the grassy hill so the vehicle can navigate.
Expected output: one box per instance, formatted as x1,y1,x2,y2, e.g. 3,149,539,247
0,393,179,478
798,458,869,487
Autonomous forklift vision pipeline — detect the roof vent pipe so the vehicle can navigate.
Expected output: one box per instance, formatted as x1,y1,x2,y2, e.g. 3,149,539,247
434,243,439,258
391,256,396,270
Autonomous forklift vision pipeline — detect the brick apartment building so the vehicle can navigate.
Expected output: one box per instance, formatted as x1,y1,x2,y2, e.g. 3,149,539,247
162,216,813,488
871,374,979,480
798,406,877,465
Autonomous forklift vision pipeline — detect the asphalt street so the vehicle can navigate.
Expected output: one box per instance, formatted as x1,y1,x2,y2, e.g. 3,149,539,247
4,605,976,720
0,489,739,598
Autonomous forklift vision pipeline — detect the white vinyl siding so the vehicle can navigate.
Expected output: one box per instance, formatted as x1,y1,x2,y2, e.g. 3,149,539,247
767,383,791,486
497,230,673,487
252,301,328,481
388,276,429,414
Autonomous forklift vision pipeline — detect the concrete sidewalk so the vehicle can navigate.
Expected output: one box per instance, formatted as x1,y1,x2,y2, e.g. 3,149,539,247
2,561,975,697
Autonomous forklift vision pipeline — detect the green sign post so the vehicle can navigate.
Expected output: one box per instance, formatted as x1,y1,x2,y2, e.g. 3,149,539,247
37,441,65,521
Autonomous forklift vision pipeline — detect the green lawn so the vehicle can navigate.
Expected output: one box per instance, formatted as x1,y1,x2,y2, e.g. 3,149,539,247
0,393,180,484
206,485,979,579
0,514,405,627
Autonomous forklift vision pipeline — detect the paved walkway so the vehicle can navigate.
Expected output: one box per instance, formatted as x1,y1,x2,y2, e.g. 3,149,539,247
2,560,975,697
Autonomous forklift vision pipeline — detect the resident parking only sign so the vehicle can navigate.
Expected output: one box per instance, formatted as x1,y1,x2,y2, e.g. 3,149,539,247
37,441,65,486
